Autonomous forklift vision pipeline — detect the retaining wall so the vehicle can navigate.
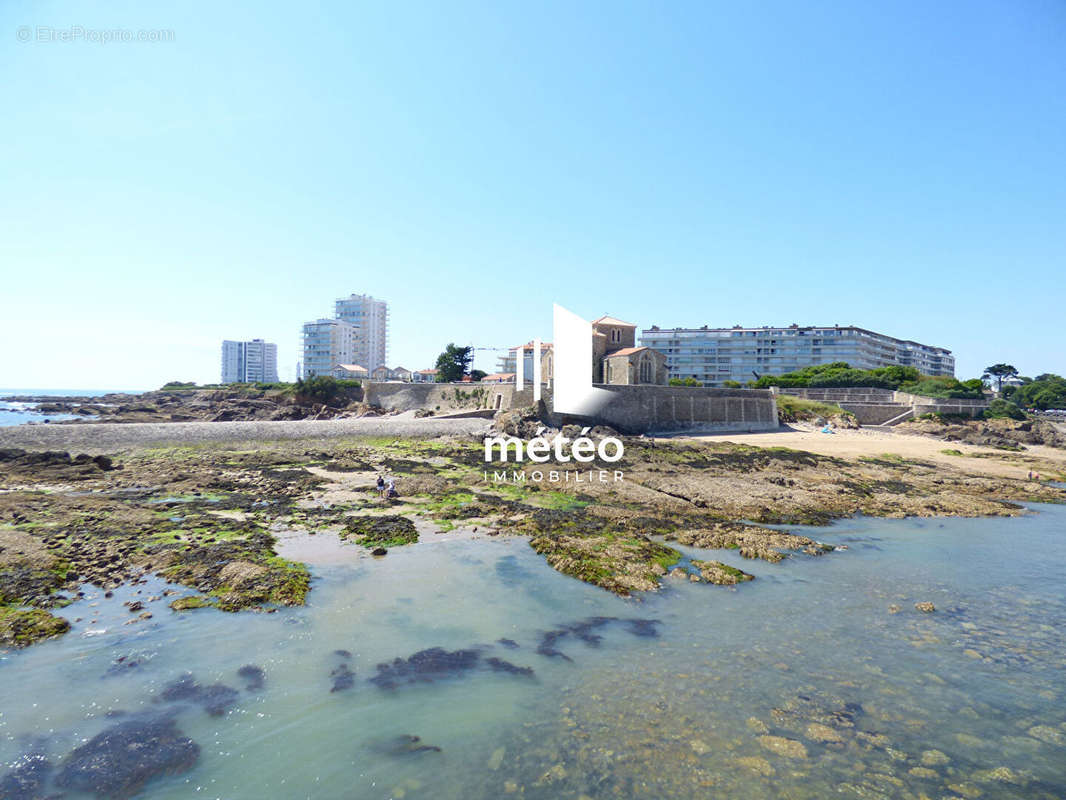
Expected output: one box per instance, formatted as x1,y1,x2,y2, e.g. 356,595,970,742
550,385,779,435
780,387,988,421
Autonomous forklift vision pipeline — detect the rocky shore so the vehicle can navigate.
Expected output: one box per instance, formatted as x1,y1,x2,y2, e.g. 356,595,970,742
2,408,1064,649
2,384,378,424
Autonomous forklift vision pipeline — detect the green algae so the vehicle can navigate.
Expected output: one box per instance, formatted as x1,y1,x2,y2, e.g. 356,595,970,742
342,515,419,548
0,605,70,648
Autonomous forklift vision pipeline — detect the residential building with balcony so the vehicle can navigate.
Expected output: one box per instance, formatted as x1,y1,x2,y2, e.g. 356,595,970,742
639,324,955,387
334,293,389,374
301,319,357,378
220,339,279,383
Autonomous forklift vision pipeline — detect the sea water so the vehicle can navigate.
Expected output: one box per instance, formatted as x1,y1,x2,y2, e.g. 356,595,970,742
0,390,121,428
2,506,1065,799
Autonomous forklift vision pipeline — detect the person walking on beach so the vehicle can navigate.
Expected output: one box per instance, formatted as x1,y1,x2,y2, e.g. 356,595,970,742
385,477,397,499
376,474,385,495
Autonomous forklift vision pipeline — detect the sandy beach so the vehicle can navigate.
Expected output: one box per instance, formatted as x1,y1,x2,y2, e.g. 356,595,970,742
675,423,1066,481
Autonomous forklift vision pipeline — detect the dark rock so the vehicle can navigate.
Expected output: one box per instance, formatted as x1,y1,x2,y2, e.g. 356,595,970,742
485,657,534,677
104,655,144,678
365,734,442,757
536,617,661,660
159,673,239,716
330,663,355,693
333,649,352,659
497,638,519,649
55,716,199,799
495,555,534,586
623,618,661,638
370,647,480,690
371,547,388,556
0,753,51,800
237,664,265,691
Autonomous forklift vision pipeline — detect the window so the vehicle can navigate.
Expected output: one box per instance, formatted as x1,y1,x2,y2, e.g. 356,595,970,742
639,355,653,384
611,329,621,343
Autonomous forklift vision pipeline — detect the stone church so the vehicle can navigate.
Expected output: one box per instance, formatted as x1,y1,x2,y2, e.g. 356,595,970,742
542,315,667,386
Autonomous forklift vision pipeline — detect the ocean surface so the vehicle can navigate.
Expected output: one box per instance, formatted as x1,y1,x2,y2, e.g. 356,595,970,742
0,389,122,428
2,505,1065,799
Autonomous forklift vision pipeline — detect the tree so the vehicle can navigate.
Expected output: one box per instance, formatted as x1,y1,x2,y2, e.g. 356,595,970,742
982,399,1025,420
1011,374,1066,410
434,343,473,383
669,377,702,387
469,369,487,382
982,363,1019,393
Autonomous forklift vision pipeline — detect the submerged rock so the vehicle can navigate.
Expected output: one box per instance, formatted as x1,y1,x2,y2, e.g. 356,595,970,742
330,663,355,693
496,637,519,649
365,734,442,757
0,753,51,800
159,673,239,716
1028,725,1066,746
758,735,808,760
55,716,199,799
805,723,844,744
920,749,950,766
734,755,774,776
237,664,265,691
370,647,480,690
535,617,661,660
485,657,535,677
915,601,936,613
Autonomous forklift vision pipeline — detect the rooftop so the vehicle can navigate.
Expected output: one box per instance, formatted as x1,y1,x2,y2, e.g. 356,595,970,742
593,315,636,327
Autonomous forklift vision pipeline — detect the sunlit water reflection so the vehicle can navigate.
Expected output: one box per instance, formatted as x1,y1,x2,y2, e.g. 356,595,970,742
2,506,1065,799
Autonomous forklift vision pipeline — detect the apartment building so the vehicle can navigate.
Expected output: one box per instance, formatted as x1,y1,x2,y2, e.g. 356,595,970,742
220,339,279,383
497,342,553,379
334,293,389,374
640,324,955,387
301,319,356,378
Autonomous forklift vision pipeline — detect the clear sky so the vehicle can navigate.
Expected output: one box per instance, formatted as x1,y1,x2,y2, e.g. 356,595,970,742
2,0,1063,390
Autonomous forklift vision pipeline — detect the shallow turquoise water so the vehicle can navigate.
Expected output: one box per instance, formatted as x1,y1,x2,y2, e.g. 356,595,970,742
2,506,1065,799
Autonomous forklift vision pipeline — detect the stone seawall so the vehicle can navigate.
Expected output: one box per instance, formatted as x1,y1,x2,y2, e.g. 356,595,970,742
550,385,779,435
782,387,988,422
363,381,778,434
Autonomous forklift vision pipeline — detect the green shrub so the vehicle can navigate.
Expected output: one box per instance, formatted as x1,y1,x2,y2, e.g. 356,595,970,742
294,376,362,405
669,377,702,387
776,394,854,423
982,399,1025,420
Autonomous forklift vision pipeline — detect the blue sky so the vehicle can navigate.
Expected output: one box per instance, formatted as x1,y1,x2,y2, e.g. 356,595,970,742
2,0,1064,390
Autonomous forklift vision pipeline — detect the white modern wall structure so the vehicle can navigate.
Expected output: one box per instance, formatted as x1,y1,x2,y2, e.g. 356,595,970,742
552,304,614,416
